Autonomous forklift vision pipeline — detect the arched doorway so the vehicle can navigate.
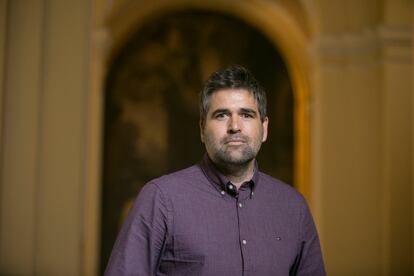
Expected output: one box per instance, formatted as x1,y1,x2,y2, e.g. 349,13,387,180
100,9,295,272
90,1,314,273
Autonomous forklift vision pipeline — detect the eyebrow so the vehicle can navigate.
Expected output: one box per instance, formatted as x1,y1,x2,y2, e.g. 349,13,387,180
210,108,258,117
240,108,257,116
210,108,230,117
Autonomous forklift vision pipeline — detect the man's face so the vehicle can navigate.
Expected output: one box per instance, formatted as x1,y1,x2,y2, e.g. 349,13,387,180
200,89,268,166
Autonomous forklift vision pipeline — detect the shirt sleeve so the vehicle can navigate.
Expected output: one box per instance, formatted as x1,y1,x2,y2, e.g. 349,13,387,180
290,198,326,276
104,182,169,276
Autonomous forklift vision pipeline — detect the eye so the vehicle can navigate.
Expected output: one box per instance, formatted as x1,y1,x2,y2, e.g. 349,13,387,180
214,113,227,119
241,113,253,119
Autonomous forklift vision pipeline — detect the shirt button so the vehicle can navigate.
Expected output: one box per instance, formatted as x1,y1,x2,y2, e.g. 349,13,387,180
242,239,247,245
228,184,233,190
238,203,243,208
220,190,225,195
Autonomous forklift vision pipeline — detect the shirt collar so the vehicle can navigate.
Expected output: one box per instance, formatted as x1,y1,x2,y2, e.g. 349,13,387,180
199,153,259,195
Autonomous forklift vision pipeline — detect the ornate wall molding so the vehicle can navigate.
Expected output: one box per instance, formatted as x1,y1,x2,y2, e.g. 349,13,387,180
310,30,381,66
379,25,412,63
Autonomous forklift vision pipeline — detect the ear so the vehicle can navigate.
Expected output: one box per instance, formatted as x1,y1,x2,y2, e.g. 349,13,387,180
200,120,205,143
262,117,269,142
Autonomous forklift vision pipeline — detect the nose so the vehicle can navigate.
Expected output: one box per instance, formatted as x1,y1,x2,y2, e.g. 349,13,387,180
228,115,241,133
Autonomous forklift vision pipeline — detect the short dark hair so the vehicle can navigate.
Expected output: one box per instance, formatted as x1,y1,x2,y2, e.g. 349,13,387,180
199,65,267,127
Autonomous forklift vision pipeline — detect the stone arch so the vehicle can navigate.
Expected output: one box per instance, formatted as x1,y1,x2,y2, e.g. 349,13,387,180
102,0,313,199
87,0,315,273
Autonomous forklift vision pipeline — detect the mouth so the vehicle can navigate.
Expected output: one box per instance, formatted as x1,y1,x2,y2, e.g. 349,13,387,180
223,136,247,145
226,140,245,145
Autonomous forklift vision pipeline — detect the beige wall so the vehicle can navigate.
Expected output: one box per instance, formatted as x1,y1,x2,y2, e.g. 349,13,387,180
312,0,413,275
312,40,383,274
381,9,413,274
0,0,7,149
0,0,93,275
313,0,413,274
0,0,413,275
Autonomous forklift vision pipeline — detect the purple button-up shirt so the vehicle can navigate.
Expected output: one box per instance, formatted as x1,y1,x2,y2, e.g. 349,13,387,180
105,155,326,275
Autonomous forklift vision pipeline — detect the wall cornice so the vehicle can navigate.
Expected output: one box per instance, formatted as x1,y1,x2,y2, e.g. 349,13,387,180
310,30,380,66
378,25,412,63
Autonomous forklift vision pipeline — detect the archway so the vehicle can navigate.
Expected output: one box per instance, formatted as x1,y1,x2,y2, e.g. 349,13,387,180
96,1,312,273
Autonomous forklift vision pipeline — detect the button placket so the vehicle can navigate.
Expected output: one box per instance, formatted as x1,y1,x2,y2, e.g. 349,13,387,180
237,187,254,274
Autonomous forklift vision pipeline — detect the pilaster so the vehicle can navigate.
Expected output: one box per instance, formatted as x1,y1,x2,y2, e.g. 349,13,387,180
310,30,383,275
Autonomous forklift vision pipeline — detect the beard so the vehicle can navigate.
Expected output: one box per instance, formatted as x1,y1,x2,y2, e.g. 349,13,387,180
204,134,262,167
213,144,257,165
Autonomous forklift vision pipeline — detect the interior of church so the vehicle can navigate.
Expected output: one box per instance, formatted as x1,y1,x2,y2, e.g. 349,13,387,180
0,0,413,275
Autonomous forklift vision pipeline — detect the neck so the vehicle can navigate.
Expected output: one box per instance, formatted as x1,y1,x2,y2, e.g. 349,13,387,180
216,160,255,189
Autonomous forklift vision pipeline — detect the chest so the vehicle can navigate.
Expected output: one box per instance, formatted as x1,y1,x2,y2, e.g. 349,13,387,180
160,191,301,276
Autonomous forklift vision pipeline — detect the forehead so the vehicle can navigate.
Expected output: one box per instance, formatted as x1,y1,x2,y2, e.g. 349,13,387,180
208,89,258,110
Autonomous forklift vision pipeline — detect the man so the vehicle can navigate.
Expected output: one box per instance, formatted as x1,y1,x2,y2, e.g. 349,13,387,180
105,65,326,275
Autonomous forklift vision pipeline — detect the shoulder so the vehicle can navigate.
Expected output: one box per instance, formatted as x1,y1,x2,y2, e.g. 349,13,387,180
131,165,203,212
144,164,204,193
